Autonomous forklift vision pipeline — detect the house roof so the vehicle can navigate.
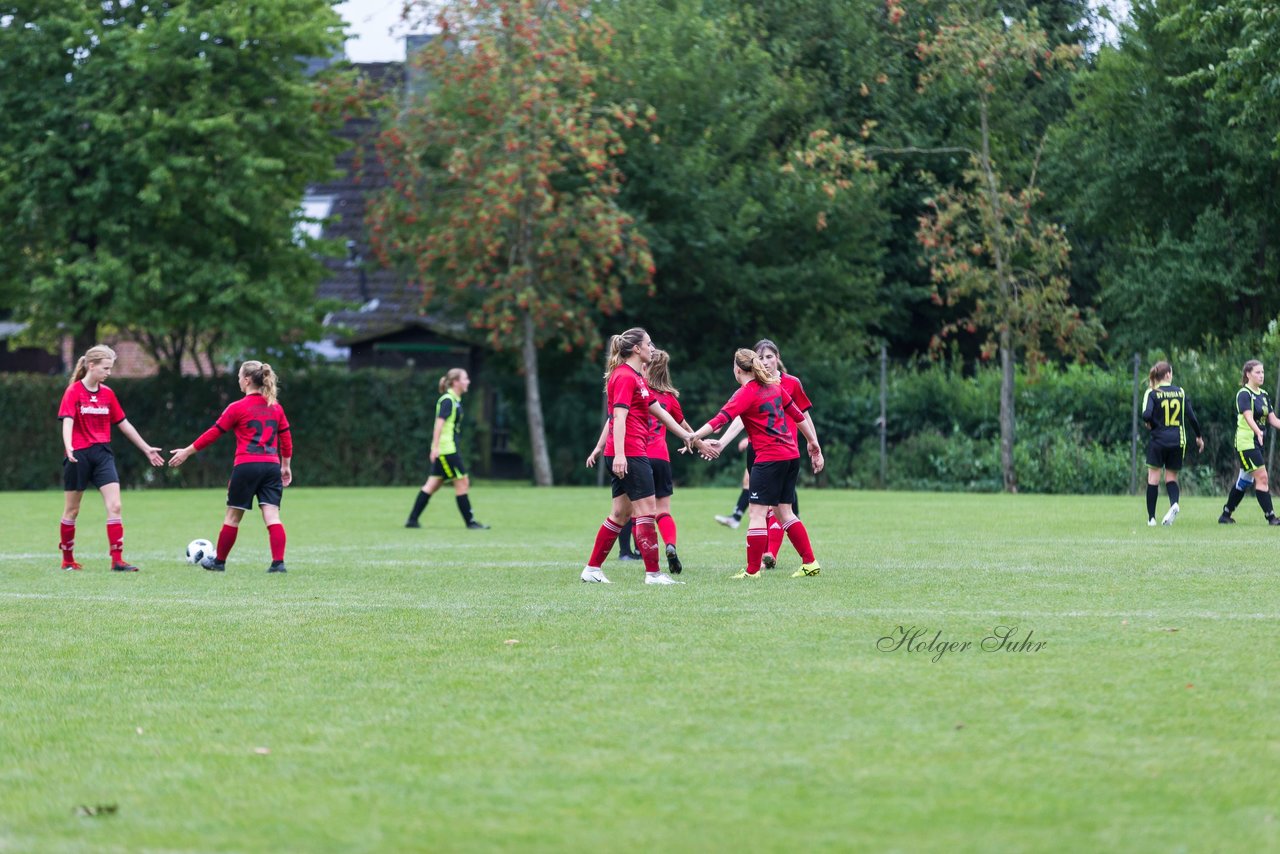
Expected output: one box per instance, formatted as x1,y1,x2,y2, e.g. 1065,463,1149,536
312,61,461,345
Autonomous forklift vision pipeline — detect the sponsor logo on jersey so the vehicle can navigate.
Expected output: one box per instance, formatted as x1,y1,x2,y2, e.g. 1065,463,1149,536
80,405,110,415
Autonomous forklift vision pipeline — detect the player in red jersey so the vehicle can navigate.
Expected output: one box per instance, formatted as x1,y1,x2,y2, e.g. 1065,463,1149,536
588,349,695,573
581,329,702,585
690,349,824,578
57,345,165,571
168,361,293,573
713,339,819,572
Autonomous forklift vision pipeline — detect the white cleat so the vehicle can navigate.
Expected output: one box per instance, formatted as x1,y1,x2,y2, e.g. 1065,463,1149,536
581,567,611,584
1161,503,1180,526
644,572,684,585
714,514,741,530
1147,517,1157,527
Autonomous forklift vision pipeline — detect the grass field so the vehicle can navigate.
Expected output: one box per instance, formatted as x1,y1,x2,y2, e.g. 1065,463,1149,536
1,484,1276,852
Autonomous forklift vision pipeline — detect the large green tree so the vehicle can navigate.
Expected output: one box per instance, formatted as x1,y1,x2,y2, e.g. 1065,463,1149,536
0,0,353,371
370,0,654,486
594,0,890,374
1045,0,1280,354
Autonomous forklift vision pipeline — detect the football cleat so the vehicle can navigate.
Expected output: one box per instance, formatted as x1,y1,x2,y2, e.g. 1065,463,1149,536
1147,517,1157,527
791,561,821,578
404,519,421,529
1218,511,1235,524
761,552,776,570
466,520,490,530
644,572,684,585
201,556,226,572
1269,516,1280,527
714,514,741,530
618,552,641,561
111,562,139,573
666,543,683,574
268,561,287,573
731,568,762,579
61,562,84,571
1161,503,1180,526
580,567,611,584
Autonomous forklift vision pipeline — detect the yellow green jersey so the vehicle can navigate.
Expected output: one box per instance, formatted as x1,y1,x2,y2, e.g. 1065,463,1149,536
436,390,463,456
1235,386,1271,452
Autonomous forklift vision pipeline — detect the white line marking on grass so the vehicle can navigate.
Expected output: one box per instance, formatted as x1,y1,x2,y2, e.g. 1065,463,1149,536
1,592,1277,622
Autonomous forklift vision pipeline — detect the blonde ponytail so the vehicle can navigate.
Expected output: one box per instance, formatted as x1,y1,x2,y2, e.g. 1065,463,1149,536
734,348,777,385
240,360,279,407
69,345,117,387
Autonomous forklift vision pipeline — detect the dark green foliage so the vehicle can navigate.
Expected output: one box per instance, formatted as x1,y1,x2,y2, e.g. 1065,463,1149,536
0,0,355,369
2,370,458,491
1044,0,1280,354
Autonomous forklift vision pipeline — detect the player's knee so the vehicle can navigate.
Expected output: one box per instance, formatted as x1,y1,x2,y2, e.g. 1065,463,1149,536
1237,472,1256,491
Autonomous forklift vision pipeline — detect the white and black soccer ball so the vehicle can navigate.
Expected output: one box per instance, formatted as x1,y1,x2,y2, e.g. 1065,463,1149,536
186,538,214,565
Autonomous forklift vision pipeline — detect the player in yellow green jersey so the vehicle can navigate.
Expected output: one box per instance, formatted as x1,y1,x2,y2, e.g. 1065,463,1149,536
1219,359,1280,525
405,368,490,530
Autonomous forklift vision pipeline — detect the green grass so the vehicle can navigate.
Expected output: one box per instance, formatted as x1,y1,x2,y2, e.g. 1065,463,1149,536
1,485,1277,852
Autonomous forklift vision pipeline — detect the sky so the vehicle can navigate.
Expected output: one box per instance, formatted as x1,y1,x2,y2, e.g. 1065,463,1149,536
337,0,416,63
336,1,1132,64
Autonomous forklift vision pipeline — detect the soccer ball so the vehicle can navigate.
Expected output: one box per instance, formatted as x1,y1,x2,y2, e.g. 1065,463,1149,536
186,538,214,565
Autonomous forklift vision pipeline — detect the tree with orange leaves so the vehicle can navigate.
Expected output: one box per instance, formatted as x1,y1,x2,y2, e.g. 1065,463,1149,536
369,0,655,485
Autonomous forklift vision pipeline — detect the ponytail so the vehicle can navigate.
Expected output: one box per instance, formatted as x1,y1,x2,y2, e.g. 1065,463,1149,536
240,360,279,407
439,368,466,395
734,348,777,385
69,345,117,387
603,327,648,389
646,349,679,396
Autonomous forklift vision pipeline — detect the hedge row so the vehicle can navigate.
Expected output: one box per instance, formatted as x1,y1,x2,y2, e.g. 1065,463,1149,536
2,350,1269,494
3,370,449,491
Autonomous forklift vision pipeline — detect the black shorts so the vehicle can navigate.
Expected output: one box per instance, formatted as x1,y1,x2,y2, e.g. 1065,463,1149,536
430,452,468,480
63,443,119,492
745,444,798,514
606,456,656,501
750,458,800,507
226,462,284,510
650,457,674,499
1146,443,1184,471
1238,447,1265,473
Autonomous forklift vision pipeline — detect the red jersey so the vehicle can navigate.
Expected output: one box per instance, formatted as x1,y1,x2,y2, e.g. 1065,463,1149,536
707,381,806,462
193,393,293,466
644,390,683,461
58,382,126,450
604,364,652,458
779,372,812,441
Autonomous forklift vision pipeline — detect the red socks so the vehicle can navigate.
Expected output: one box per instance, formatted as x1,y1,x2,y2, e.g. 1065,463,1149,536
216,524,239,562
60,519,76,565
782,518,815,563
746,527,768,574
765,511,784,558
587,518,623,568
655,512,677,547
633,516,661,573
106,519,124,564
267,523,286,562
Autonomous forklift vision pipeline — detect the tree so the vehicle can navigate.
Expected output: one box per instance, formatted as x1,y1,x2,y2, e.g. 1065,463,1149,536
1044,0,1280,354
1171,0,1280,157
0,0,355,372
592,0,890,377
370,0,655,486
913,3,1102,491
